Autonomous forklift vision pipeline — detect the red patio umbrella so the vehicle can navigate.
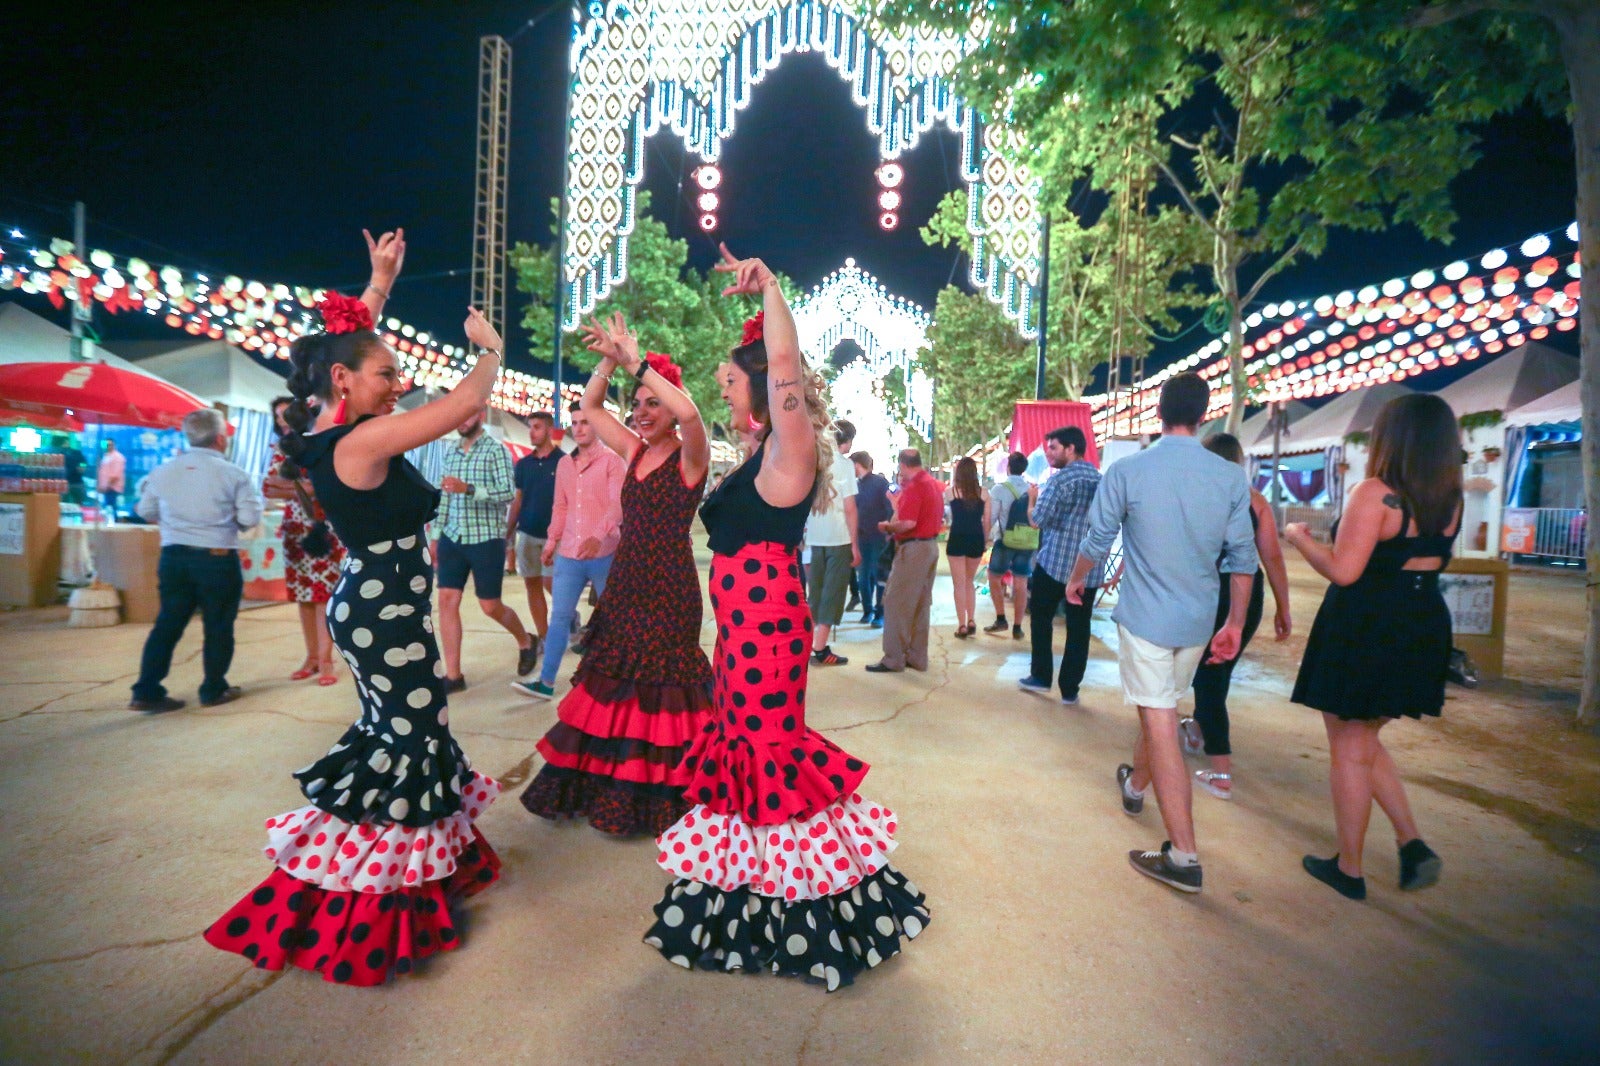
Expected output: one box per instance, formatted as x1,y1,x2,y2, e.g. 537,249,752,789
0,361,213,430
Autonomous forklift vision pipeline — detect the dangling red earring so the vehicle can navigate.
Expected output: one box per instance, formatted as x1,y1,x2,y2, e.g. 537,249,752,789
332,392,348,425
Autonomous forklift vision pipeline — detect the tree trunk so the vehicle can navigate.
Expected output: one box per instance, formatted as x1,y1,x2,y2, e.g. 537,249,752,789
1224,283,1247,436
1555,2,1600,728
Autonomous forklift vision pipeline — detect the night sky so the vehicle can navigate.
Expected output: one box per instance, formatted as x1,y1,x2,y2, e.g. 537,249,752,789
0,3,1578,390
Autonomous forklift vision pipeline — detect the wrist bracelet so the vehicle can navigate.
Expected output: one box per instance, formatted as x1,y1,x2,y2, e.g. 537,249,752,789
366,282,390,300
633,360,651,383
480,348,502,359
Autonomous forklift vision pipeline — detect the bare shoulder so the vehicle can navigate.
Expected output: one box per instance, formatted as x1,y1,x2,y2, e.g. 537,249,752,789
1347,478,1398,510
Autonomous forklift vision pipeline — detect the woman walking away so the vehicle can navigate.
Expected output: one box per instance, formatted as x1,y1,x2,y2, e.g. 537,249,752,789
519,312,715,836
945,457,987,638
266,396,347,685
206,231,505,984
644,243,929,991
1181,433,1292,799
1285,393,1460,901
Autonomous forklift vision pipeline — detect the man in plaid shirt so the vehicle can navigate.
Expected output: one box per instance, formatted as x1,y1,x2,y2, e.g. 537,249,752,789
433,404,539,692
1020,425,1103,704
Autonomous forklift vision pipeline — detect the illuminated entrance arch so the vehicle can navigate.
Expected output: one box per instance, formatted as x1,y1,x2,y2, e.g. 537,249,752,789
792,258,932,444
560,0,1043,335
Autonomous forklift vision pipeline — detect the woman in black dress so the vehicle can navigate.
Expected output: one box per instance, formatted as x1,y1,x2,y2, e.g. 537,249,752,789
944,456,987,638
206,235,510,984
1284,393,1460,901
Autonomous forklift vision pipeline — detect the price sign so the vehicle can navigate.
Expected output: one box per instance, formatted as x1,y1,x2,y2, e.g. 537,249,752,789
1439,573,1495,636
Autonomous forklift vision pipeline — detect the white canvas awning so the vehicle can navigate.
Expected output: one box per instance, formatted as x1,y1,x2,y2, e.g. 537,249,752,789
113,339,291,413
0,303,150,373
1433,341,1578,418
1505,379,1581,427
1246,382,1414,456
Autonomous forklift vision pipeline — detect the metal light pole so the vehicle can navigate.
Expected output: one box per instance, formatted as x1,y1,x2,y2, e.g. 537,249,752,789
550,4,575,428
1269,400,1285,528
1034,213,1050,400
70,202,90,361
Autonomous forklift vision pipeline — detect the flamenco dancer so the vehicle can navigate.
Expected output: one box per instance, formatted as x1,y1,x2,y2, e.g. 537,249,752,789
205,243,505,985
644,245,930,992
519,311,715,836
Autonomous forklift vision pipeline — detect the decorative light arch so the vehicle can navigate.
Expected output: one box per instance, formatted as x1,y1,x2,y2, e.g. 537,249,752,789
792,258,933,438
561,0,1043,335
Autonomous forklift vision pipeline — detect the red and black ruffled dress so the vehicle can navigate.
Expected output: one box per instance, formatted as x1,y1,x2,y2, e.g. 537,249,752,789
521,444,714,835
204,420,501,986
644,442,930,992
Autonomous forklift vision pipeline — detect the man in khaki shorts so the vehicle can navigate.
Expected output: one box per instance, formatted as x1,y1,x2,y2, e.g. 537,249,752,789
506,411,562,640
1066,373,1257,895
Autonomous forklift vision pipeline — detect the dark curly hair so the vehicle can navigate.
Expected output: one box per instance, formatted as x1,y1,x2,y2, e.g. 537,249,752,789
277,330,385,462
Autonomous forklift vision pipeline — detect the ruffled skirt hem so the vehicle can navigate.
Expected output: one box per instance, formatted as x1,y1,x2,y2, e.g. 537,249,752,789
520,765,690,837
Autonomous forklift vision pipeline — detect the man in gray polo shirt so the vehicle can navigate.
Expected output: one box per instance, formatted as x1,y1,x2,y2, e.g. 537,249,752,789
1067,372,1257,894
130,408,263,712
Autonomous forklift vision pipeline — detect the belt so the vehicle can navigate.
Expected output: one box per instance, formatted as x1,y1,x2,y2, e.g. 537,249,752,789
164,544,238,555
902,536,938,543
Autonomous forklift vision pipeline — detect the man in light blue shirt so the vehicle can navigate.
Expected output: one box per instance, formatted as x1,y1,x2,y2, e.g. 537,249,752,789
130,408,263,712
1067,372,1257,895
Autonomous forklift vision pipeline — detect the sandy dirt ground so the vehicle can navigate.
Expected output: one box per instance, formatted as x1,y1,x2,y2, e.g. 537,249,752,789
0,548,1595,1065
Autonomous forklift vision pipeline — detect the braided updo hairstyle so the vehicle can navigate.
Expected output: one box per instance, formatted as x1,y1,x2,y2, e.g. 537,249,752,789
277,330,386,463
730,336,836,515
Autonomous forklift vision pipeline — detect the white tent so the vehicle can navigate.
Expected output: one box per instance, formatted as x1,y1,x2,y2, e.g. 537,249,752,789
1434,342,1578,418
1506,379,1581,426
0,303,149,372
113,339,289,413
1245,382,1413,457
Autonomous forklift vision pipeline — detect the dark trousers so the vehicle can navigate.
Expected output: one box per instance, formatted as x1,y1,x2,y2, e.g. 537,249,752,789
1191,572,1265,756
856,540,885,619
133,546,244,703
1028,569,1096,699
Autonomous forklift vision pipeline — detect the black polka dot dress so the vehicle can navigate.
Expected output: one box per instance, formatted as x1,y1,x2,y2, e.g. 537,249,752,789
643,444,929,992
204,421,501,986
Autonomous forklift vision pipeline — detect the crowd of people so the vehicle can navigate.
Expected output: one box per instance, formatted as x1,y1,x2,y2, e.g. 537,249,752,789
122,226,1462,991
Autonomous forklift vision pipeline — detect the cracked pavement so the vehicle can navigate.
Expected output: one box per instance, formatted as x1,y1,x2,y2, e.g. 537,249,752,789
0,553,1596,1063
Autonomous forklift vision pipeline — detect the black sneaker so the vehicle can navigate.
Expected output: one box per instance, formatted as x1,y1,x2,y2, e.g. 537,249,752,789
443,676,467,695
200,687,243,708
517,638,541,677
1116,763,1144,816
1128,842,1203,893
129,696,185,713
1398,839,1441,891
1012,624,1024,640
1303,854,1367,900
983,617,1008,634
813,645,848,666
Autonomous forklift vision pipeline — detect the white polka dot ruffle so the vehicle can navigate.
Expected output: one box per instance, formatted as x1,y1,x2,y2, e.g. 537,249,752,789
656,794,898,902
264,772,500,894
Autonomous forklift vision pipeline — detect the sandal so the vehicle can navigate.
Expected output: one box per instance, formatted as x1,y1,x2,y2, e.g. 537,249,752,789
1194,769,1232,800
316,660,339,686
289,662,316,681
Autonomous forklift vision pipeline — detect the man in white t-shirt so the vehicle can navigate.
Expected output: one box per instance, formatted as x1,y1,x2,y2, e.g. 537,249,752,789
805,419,861,666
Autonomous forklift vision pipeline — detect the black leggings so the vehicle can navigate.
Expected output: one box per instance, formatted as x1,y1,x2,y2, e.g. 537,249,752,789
1190,571,1264,757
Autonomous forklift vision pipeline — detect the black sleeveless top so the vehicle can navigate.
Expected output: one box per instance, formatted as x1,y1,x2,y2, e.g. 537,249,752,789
296,418,441,548
1331,492,1458,575
700,441,815,554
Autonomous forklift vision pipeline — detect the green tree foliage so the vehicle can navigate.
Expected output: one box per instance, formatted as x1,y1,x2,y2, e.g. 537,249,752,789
917,284,1036,464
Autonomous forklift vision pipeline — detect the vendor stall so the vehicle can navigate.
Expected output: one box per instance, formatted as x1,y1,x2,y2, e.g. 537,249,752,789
1502,379,1584,564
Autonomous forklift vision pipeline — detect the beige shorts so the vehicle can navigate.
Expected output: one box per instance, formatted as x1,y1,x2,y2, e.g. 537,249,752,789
514,532,549,579
1117,625,1205,709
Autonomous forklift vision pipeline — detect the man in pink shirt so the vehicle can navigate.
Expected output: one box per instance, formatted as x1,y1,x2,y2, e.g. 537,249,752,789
97,441,127,518
512,403,624,699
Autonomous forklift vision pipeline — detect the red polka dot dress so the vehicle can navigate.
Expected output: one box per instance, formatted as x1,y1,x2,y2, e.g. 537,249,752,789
521,444,715,835
644,443,929,992
204,421,501,986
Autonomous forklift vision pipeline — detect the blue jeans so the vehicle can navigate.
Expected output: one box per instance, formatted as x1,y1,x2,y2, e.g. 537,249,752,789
856,540,885,620
541,553,613,685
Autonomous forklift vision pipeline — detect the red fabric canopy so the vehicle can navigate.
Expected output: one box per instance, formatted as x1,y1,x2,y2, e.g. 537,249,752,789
1009,401,1099,467
0,361,212,430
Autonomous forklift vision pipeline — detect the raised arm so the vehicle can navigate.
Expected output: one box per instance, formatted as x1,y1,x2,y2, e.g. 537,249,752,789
335,309,502,488
360,228,405,322
715,244,813,507
578,316,643,463
603,314,711,487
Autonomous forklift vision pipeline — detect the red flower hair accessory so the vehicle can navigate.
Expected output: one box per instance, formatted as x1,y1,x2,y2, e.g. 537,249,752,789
740,311,764,346
644,351,683,389
318,291,374,335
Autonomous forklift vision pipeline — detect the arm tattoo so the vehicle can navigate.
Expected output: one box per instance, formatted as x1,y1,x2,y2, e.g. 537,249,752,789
773,378,799,389
1382,493,1402,509
781,393,801,412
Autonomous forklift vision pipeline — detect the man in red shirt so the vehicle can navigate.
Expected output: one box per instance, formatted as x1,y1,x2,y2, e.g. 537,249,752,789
867,448,945,673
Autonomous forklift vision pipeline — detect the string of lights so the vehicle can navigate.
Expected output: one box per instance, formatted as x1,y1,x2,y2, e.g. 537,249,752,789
0,231,582,417
1088,222,1583,436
